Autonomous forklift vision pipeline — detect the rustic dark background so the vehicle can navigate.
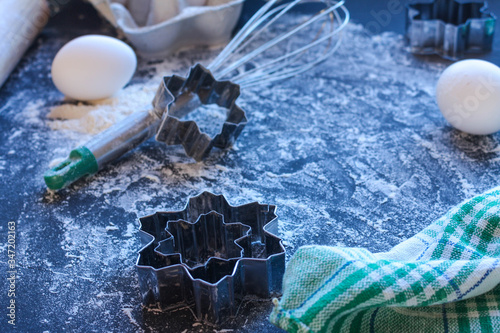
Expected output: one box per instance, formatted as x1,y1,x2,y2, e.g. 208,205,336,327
1,0,500,332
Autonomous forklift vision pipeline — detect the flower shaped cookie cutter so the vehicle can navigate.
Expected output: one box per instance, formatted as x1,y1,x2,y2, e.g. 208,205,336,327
406,0,496,60
153,63,247,161
136,192,285,324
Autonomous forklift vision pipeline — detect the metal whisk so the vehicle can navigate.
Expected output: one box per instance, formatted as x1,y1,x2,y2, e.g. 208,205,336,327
210,0,349,87
44,0,350,190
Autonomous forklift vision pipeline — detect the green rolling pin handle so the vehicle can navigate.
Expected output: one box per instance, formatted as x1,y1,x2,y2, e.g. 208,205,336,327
44,147,99,190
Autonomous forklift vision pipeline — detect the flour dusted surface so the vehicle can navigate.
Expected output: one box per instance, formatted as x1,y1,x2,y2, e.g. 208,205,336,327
4,18,500,333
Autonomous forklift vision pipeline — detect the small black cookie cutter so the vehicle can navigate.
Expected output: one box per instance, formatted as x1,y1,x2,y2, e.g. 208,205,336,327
136,192,285,324
406,0,496,60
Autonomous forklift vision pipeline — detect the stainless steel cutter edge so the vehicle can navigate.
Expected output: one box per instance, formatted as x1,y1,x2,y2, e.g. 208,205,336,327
152,64,248,161
406,0,496,60
135,192,285,324
143,211,252,269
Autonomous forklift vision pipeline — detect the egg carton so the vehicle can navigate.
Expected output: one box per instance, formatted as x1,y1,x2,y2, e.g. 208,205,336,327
87,0,244,58
406,0,496,60
136,192,285,324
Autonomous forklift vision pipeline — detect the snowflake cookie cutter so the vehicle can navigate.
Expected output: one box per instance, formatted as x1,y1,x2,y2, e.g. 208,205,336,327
136,192,285,324
406,0,496,60
152,63,248,161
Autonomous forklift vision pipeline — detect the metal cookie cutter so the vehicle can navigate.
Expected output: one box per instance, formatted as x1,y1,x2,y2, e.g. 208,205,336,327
136,192,285,324
153,63,247,161
406,0,497,60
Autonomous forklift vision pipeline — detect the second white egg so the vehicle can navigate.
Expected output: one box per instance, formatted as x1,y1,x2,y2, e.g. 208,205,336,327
51,35,137,101
436,59,500,135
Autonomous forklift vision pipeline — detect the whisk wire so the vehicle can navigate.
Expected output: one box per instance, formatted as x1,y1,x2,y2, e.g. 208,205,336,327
208,0,279,72
212,1,303,80
221,0,305,65
208,0,349,88
233,4,349,87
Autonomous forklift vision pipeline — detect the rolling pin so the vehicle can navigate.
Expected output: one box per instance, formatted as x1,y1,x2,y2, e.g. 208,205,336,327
0,0,50,88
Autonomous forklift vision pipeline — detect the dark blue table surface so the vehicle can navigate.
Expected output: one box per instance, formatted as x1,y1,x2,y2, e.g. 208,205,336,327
1,1,500,332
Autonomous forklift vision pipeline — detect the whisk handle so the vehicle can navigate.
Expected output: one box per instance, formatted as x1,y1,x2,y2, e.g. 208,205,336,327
44,110,161,190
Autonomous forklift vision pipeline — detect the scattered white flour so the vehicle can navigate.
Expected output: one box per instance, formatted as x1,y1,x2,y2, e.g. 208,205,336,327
42,51,212,137
47,82,157,135
21,99,45,126
9,18,500,333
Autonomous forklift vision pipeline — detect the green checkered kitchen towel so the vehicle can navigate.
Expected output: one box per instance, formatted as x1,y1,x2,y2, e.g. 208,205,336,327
270,187,500,333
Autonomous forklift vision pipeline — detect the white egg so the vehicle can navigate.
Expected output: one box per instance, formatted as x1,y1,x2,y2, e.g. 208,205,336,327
51,35,137,101
436,59,500,135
